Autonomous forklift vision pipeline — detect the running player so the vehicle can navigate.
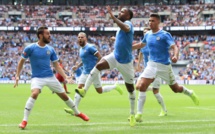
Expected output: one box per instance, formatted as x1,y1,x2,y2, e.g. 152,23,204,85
75,6,136,127
64,32,123,114
132,14,199,122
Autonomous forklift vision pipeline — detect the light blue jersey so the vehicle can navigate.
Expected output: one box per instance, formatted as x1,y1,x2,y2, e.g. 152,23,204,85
140,46,149,68
80,43,98,74
142,30,175,65
114,21,134,63
22,43,58,78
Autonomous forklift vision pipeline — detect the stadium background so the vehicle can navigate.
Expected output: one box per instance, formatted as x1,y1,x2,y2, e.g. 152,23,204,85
0,0,214,85
0,1,215,134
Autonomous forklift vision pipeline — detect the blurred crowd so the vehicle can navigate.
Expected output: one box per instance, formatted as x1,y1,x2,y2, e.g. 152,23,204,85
0,4,214,27
0,32,214,81
178,49,215,81
177,35,215,81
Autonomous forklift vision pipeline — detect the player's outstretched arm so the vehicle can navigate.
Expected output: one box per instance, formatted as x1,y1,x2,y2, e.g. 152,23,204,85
14,58,25,88
170,44,179,63
72,62,83,71
106,5,130,32
53,61,74,84
132,42,145,50
95,51,102,62
137,52,143,72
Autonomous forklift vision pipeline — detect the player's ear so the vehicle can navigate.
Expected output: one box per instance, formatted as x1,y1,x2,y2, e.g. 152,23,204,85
39,34,43,39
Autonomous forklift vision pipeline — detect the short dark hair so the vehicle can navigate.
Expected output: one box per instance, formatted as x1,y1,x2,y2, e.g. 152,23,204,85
128,9,133,20
150,13,161,21
36,26,48,39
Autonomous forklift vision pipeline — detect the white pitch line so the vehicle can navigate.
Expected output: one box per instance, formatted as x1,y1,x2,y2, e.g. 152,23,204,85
186,107,215,111
0,119,215,127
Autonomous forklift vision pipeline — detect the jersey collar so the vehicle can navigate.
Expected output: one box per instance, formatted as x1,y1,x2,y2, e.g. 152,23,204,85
152,29,162,34
36,42,47,48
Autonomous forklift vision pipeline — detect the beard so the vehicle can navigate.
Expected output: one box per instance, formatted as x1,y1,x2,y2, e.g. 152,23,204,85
79,41,85,47
118,16,125,22
43,38,50,44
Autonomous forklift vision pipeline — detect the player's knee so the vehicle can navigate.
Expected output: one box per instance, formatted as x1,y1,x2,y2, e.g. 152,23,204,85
78,85,83,89
125,83,135,93
170,84,181,93
96,90,102,94
62,95,69,101
172,89,178,93
171,86,181,93
136,84,140,90
95,64,102,70
139,83,147,92
31,92,39,99
153,88,159,94
96,88,103,94
58,93,69,101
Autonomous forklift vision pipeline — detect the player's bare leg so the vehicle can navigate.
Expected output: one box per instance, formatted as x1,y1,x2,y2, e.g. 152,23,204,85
169,83,199,105
63,81,70,94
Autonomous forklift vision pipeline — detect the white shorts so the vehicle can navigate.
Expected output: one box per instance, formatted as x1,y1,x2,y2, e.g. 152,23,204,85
31,76,65,93
152,77,161,89
139,61,176,85
75,76,80,84
137,75,161,88
103,53,134,84
78,73,102,88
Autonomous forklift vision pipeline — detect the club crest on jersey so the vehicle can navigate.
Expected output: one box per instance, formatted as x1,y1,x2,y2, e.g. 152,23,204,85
156,37,160,40
23,52,27,56
47,50,50,55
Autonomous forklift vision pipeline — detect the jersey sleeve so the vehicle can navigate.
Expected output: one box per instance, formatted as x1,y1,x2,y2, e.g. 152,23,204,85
89,45,98,55
124,21,132,32
165,32,175,46
21,45,32,59
50,47,58,62
141,33,148,44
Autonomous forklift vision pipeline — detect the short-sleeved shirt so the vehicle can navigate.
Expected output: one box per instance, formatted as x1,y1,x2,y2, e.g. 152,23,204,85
22,43,58,78
142,30,175,65
114,21,134,63
80,43,98,74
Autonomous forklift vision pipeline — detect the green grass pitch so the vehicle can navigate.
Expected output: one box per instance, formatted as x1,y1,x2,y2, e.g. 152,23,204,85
0,84,215,134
